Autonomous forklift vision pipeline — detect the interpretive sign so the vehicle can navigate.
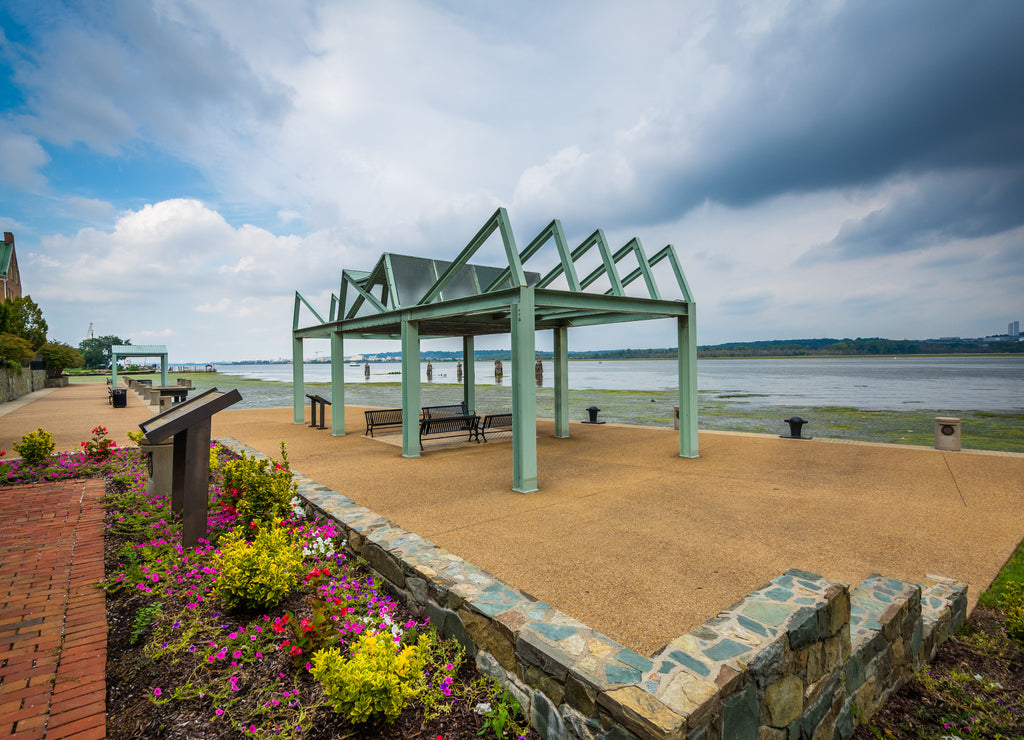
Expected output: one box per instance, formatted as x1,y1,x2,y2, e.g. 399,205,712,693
139,388,242,548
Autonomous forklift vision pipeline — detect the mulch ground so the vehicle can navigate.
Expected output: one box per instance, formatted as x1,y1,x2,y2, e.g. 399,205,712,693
853,607,1024,738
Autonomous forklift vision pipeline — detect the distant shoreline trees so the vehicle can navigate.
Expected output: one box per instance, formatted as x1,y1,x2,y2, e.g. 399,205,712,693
340,337,1024,364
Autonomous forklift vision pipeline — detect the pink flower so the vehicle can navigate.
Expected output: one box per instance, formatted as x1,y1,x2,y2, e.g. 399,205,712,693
153,688,162,697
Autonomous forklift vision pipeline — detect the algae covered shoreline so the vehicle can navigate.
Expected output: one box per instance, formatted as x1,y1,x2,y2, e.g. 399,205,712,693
88,371,1024,454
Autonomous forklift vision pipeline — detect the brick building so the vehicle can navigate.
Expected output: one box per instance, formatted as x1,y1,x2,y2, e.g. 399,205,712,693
1,232,22,301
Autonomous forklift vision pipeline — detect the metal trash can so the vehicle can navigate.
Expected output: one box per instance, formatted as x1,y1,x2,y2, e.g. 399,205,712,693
934,417,961,451
111,388,127,408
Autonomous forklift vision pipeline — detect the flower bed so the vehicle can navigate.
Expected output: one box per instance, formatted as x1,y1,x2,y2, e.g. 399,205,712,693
100,442,537,739
3,428,537,739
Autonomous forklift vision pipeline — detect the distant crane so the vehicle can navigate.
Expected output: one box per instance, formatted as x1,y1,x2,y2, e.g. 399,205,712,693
85,322,94,340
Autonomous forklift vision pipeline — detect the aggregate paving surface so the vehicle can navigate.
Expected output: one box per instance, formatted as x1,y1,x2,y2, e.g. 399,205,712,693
3,383,1022,657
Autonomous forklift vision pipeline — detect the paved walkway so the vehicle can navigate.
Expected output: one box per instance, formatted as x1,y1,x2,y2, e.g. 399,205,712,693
0,479,107,739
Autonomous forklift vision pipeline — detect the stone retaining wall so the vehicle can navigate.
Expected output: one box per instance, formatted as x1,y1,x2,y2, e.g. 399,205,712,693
218,438,968,740
0,366,47,403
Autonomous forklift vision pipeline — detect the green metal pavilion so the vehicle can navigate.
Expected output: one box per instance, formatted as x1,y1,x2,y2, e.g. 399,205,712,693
111,344,169,387
291,208,697,493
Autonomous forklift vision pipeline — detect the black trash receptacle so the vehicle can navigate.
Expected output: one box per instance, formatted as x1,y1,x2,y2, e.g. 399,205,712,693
111,388,127,408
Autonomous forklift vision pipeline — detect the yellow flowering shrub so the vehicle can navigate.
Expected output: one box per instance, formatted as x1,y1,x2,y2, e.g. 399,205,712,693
1000,581,1024,643
311,630,429,724
213,522,304,610
222,443,297,526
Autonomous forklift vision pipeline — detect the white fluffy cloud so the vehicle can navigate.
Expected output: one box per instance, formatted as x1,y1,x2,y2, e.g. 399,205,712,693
25,199,359,359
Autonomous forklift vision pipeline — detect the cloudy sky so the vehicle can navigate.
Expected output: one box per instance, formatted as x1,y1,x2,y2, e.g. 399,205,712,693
1,1,1022,362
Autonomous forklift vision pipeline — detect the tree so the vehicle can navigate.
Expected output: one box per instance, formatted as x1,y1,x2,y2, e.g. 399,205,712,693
78,335,130,370
0,333,35,366
39,341,84,378
0,296,48,350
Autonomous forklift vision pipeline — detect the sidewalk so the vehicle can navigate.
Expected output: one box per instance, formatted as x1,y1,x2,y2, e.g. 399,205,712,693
0,479,107,739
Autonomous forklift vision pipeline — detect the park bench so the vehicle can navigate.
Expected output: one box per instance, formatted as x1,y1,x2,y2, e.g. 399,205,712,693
306,393,331,430
364,408,403,436
419,403,480,450
479,413,513,442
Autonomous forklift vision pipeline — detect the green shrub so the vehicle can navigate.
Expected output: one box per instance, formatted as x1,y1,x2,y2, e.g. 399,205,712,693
213,522,304,611
222,443,296,526
311,630,429,724
998,580,1024,643
13,428,55,465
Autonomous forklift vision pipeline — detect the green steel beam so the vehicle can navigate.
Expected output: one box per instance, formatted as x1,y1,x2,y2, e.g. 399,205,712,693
292,336,304,424
536,290,689,316
462,336,476,413
343,270,388,317
614,238,660,300
294,291,326,326
511,287,538,493
384,254,402,309
489,219,582,294
553,326,569,438
401,319,421,458
678,309,699,458
331,331,345,436
422,207,525,305
577,230,626,295
538,311,682,328
652,245,694,303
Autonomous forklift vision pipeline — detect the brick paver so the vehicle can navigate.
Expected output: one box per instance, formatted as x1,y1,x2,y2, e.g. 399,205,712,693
0,480,107,738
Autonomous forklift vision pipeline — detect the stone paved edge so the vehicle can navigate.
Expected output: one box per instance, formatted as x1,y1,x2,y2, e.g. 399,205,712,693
216,437,970,740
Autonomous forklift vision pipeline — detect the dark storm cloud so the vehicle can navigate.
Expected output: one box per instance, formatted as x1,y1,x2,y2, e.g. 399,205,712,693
800,167,1024,262
638,2,1024,230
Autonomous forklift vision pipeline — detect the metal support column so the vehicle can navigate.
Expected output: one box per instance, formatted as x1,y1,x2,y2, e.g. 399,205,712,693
293,336,304,424
462,335,475,413
511,288,538,492
331,331,345,435
401,319,421,458
553,326,569,438
678,308,699,458
160,354,169,387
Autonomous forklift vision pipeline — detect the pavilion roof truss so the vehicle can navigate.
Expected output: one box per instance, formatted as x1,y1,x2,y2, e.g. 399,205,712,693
293,207,694,340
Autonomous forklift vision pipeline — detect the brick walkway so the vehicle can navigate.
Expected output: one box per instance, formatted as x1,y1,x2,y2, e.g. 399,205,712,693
0,480,107,739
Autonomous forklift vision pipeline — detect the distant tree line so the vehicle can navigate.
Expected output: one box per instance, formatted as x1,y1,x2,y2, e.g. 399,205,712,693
400,337,1024,362
695,337,1024,358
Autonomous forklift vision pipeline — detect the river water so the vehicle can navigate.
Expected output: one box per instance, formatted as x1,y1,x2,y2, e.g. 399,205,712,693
214,356,1024,412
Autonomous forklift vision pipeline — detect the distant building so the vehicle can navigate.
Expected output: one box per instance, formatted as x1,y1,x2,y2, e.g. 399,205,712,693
1,232,22,301
1009,320,1020,339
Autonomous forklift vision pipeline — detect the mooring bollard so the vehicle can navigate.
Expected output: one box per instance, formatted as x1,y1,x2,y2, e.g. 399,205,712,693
583,405,605,424
781,416,811,439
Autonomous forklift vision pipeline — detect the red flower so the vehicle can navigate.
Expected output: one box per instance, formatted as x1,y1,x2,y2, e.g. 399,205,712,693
289,645,303,657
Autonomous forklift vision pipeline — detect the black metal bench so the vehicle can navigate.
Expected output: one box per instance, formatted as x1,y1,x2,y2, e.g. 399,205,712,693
364,408,403,436
419,413,480,450
306,393,331,430
421,402,469,419
479,413,513,441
